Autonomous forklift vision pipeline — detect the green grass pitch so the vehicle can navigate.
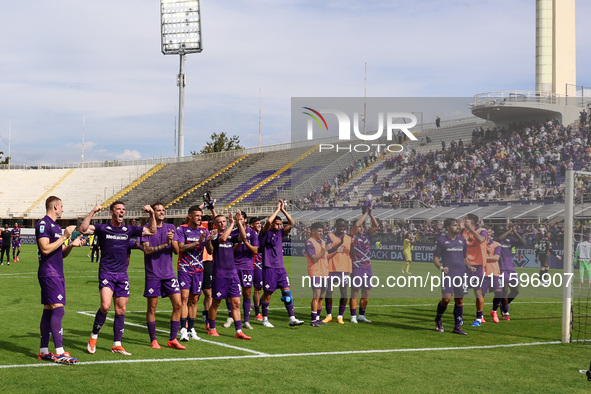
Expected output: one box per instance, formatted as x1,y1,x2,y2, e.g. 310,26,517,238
0,244,589,392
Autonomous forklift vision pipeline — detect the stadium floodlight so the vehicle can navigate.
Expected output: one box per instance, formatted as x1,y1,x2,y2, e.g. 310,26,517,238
160,0,202,158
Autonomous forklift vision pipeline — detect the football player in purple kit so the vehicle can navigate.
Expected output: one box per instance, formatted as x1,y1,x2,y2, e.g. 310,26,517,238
11,223,21,263
173,205,210,341
492,223,526,321
349,206,379,324
433,218,475,335
141,202,185,350
206,211,251,339
36,196,86,364
259,200,305,328
224,210,259,330
250,217,264,321
80,201,156,356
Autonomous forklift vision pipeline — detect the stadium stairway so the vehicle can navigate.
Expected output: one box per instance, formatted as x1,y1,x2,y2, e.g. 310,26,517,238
22,168,76,218
103,163,166,208
224,145,318,209
165,154,249,209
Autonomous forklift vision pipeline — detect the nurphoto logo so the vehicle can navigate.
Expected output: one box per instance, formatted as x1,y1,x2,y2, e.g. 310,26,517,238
302,107,418,153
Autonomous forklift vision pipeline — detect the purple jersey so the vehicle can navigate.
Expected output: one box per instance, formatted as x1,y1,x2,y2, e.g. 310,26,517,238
497,236,519,271
233,227,259,270
141,223,176,279
174,225,209,274
93,223,143,273
260,228,284,269
352,228,371,269
211,233,239,278
434,235,467,271
35,215,64,278
11,228,21,243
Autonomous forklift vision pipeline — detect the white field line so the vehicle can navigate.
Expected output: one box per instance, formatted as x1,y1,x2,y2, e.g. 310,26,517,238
76,312,267,356
0,341,562,369
108,301,563,314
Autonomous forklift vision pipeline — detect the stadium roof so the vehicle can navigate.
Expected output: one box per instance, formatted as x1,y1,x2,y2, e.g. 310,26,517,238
290,202,570,222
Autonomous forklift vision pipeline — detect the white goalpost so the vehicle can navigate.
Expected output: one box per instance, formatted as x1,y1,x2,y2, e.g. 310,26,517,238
564,169,591,343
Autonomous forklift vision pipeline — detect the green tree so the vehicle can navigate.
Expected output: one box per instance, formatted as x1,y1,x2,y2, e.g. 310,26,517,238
0,151,8,165
193,132,244,155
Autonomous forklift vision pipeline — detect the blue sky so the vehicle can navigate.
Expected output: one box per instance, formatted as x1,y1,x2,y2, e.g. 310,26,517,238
0,0,589,164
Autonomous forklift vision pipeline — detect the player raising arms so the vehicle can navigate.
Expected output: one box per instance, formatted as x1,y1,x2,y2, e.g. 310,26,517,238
250,217,264,321
323,218,352,325
493,223,526,320
434,218,474,335
173,205,210,341
36,196,86,364
260,200,304,327
229,210,259,330
349,206,379,323
80,201,156,356
305,222,328,327
141,202,185,350
460,214,487,327
206,211,251,339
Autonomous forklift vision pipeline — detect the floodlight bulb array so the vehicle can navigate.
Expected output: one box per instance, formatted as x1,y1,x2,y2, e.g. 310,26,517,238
160,0,202,54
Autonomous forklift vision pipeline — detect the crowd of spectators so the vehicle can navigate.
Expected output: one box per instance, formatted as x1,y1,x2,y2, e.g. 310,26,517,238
294,116,591,210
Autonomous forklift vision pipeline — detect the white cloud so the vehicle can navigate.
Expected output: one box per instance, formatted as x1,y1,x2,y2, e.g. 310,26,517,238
115,149,142,160
0,0,589,165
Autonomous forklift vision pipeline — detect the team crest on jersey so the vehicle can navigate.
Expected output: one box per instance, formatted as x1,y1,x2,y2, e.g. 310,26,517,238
123,227,127,231
57,294,63,301
513,251,529,268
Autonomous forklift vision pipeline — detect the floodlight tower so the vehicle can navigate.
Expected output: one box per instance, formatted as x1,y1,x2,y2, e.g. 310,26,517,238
160,0,202,158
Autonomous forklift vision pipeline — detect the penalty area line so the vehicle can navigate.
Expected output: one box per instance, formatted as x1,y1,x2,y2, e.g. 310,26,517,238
0,340,562,369
76,312,267,356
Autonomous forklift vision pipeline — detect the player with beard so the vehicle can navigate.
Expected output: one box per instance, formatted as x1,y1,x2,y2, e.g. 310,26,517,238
349,207,379,323
81,201,156,356
260,200,304,328
222,211,259,330
460,214,487,327
173,205,211,341
206,211,251,339
434,218,474,335
141,202,185,350
322,218,352,325
492,223,526,320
